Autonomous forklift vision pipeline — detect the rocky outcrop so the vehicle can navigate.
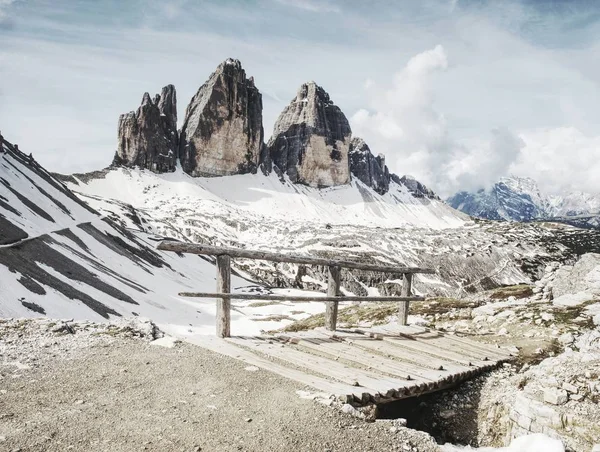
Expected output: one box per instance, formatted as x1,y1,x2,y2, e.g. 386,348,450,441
179,59,264,177
114,85,178,173
393,174,439,199
268,82,351,187
348,137,389,194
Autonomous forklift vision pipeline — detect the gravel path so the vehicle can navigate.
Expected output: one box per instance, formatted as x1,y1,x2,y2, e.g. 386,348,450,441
0,319,439,452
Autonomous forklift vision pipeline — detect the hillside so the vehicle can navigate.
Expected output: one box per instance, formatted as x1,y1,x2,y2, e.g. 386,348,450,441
0,137,330,333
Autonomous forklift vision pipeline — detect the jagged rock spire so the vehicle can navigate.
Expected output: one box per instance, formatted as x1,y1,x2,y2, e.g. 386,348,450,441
178,59,264,177
348,137,390,194
267,81,352,187
114,85,178,173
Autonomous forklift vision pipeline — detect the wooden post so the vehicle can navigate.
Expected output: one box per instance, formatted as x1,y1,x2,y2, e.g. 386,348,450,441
216,255,231,338
326,265,341,331
398,273,413,326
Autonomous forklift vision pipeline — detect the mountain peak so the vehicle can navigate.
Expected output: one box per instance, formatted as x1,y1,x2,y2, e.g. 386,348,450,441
267,81,351,187
448,176,600,225
179,59,263,177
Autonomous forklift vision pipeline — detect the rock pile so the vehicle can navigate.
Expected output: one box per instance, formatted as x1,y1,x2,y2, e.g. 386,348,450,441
0,317,165,375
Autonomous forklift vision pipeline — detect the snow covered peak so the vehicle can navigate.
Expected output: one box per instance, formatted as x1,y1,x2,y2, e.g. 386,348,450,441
448,175,600,226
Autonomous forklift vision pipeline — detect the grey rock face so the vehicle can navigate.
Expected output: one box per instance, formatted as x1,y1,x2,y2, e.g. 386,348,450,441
348,137,389,194
393,174,439,200
268,82,351,187
115,85,178,173
179,59,264,177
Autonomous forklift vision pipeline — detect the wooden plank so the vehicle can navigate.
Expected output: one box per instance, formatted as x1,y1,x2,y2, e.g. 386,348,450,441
347,328,493,368
295,329,475,376
186,335,366,402
227,336,417,397
398,273,412,326
216,255,231,338
379,324,514,360
158,241,435,274
325,265,341,331
370,325,511,362
276,333,450,383
178,292,425,303
327,329,482,372
401,325,515,358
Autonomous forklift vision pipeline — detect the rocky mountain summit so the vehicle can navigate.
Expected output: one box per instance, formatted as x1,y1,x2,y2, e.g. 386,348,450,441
179,59,264,177
111,59,434,197
114,85,178,173
348,137,389,194
449,176,600,228
267,81,352,187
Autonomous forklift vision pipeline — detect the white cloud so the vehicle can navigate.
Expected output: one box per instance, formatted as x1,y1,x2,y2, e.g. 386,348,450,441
512,128,600,196
273,0,339,13
0,0,17,23
351,45,464,195
350,43,600,198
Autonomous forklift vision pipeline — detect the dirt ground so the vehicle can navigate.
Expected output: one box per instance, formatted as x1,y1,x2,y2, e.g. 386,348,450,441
0,319,438,452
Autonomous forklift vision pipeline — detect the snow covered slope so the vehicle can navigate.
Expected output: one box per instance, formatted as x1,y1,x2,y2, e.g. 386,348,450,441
60,165,600,298
4,133,598,333
64,166,467,231
448,176,600,228
0,137,328,334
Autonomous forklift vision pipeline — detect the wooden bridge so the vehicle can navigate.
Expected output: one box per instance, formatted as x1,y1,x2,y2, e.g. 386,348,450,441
158,241,514,405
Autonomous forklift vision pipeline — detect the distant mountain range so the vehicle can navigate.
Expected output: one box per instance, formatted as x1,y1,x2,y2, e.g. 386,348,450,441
448,176,600,229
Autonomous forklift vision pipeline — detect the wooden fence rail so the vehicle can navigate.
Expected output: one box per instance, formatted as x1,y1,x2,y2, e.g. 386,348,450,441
157,241,435,338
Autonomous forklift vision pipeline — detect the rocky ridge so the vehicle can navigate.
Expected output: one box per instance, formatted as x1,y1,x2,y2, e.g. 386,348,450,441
394,174,439,200
114,85,178,173
111,59,434,197
448,176,600,228
348,137,389,194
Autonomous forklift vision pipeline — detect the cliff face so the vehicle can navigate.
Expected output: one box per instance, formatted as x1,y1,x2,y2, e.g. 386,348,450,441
267,82,351,187
178,59,264,177
348,137,389,194
115,85,178,173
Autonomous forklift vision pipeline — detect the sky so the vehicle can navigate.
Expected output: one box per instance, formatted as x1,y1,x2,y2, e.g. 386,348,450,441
1,0,600,197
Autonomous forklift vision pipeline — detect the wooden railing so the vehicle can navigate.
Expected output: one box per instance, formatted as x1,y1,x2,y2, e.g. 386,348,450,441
158,241,435,338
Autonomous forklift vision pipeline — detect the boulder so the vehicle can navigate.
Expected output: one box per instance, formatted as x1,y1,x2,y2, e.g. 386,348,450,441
114,85,178,173
552,253,600,305
179,59,264,177
348,137,389,194
268,81,351,187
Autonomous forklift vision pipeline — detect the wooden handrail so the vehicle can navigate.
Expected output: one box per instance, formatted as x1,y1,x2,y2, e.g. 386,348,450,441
158,241,435,337
157,241,435,274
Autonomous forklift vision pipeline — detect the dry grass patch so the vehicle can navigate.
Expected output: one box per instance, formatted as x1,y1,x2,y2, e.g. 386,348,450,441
278,303,398,333
247,301,282,308
251,315,295,322
411,297,478,316
489,284,534,300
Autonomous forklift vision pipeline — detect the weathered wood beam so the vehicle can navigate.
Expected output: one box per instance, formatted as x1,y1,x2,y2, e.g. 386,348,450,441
177,292,424,302
398,273,413,326
325,265,341,331
158,241,435,275
216,254,231,338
